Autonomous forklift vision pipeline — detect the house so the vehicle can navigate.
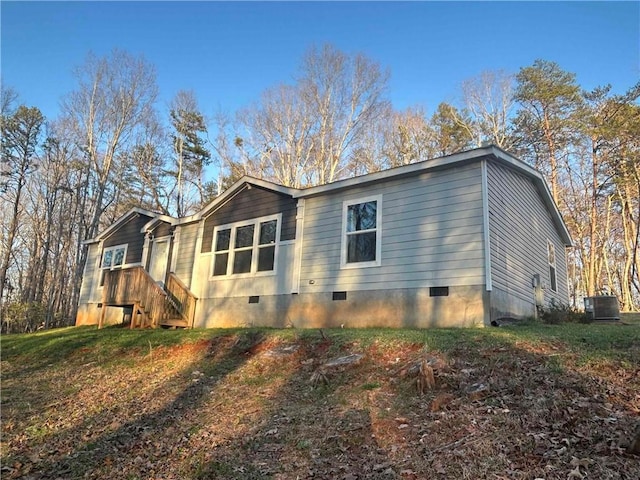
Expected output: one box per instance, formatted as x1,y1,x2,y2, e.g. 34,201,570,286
75,145,572,329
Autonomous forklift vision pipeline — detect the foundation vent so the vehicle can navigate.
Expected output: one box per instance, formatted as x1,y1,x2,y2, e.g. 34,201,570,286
429,286,449,297
332,291,347,301
248,296,260,304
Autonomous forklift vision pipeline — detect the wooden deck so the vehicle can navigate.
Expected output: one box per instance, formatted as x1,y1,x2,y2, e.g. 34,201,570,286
100,267,197,329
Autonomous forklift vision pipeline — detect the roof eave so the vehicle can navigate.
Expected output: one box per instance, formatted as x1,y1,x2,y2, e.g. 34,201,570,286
295,146,499,198
182,176,299,223
83,207,158,244
484,146,573,247
140,214,180,234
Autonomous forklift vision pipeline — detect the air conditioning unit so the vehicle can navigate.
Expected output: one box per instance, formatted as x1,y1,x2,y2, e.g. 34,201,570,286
584,296,620,322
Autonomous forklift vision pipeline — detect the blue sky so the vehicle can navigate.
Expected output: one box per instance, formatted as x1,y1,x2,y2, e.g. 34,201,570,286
2,1,639,123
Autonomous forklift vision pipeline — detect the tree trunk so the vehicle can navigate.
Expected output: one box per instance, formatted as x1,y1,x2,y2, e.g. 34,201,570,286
0,176,25,306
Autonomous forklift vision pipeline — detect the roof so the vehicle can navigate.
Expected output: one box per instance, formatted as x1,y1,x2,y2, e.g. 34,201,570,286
178,176,299,224
140,213,180,233
88,146,572,247
82,208,177,245
290,145,571,245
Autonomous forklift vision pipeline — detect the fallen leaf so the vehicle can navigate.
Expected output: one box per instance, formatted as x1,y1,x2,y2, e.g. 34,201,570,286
570,457,592,468
567,466,584,479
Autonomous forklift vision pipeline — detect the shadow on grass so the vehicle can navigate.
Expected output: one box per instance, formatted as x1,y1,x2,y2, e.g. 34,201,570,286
10,330,266,479
2,323,639,479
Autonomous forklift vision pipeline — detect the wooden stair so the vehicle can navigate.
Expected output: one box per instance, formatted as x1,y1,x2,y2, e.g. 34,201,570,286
100,267,197,329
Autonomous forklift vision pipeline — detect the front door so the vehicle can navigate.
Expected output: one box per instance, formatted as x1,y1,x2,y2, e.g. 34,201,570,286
148,237,170,286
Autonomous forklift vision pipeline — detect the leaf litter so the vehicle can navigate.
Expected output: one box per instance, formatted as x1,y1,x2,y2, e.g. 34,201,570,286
1,327,639,479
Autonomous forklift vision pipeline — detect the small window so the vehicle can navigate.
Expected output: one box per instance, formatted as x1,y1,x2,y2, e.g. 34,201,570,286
548,241,557,292
103,250,113,269
101,245,127,269
100,244,127,286
211,215,280,277
342,195,382,268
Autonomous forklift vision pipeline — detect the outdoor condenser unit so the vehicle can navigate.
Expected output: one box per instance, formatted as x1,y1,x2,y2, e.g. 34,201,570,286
583,296,620,322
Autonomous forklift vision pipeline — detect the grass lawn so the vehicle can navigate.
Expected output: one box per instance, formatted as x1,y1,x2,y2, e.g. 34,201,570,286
1,322,639,479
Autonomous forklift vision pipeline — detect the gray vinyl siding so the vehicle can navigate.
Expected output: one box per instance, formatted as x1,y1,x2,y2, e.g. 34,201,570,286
79,242,100,303
300,163,486,293
173,222,199,288
201,186,297,253
486,160,568,306
152,221,173,238
195,242,295,300
103,213,152,264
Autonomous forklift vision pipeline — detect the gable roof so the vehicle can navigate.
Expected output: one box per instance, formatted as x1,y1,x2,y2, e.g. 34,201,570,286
140,213,179,233
481,147,572,246
83,208,175,245
89,147,571,247
293,145,572,246
178,176,299,224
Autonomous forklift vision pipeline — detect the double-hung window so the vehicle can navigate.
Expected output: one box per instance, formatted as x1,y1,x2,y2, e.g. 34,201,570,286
100,244,127,286
212,215,280,277
341,195,382,268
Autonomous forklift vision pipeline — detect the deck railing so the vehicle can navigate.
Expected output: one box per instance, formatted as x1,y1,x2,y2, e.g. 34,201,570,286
101,267,191,328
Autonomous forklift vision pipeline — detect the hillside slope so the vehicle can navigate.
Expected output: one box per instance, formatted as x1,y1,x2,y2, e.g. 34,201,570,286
2,324,639,479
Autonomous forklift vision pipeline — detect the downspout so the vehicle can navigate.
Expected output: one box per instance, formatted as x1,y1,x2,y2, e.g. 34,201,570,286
291,198,305,294
481,159,493,324
170,227,180,274
190,220,206,328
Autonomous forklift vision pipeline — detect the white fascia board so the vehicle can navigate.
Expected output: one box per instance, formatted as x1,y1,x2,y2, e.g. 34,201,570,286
84,207,158,244
295,146,498,198
140,214,179,234
290,144,572,247
182,176,300,223
242,176,300,196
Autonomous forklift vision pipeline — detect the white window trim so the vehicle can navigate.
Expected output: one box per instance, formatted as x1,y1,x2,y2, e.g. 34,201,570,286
340,194,382,269
210,213,282,279
98,243,129,289
101,244,129,270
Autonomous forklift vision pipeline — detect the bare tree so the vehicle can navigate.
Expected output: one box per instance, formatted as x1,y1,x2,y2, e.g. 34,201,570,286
61,49,158,239
234,84,316,187
461,70,516,149
221,44,390,188
128,116,172,215
58,50,157,324
381,106,435,168
0,82,19,117
300,44,390,184
0,106,44,305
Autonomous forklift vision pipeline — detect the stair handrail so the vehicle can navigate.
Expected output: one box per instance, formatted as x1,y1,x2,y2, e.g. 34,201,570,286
103,267,177,328
166,273,198,328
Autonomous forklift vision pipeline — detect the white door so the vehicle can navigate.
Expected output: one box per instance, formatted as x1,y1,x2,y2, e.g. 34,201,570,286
148,238,170,286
